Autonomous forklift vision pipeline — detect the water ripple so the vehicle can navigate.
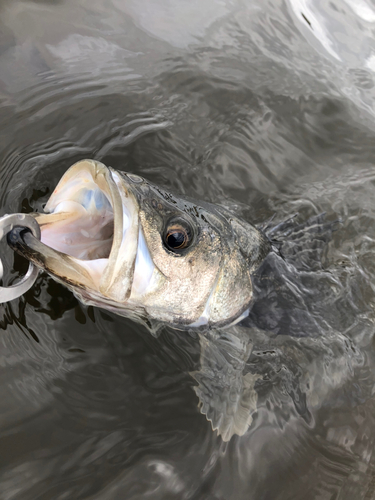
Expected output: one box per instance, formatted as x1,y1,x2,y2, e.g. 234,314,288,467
1,0,375,498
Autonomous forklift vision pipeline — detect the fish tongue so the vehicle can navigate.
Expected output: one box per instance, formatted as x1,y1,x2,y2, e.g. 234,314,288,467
35,212,73,226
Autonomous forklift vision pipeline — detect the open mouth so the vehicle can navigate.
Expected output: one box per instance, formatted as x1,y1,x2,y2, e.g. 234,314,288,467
39,166,115,261
33,160,141,302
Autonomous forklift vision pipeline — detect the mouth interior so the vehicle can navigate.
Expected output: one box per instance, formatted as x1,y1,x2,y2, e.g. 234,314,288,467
34,161,154,300
38,170,115,263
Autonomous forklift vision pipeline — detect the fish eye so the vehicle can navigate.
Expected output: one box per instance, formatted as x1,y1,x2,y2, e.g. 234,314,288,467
164,220,193,252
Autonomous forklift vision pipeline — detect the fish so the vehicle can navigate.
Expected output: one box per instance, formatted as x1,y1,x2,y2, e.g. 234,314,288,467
10,161,359,443
9,159,270,330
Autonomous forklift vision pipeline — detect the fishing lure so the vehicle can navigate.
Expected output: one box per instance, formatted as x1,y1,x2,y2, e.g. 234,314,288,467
0,213,41,302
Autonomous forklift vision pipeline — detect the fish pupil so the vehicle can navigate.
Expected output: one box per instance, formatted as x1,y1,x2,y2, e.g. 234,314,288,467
164,220,193,252
167,231,186,249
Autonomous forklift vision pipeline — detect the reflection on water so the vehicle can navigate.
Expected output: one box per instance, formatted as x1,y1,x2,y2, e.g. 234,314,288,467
2,0,375,498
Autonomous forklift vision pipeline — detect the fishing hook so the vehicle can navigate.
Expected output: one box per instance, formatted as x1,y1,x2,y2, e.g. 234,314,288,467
0,213,41,303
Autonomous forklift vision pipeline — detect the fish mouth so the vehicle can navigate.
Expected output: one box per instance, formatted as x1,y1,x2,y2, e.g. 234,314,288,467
30,160,142,303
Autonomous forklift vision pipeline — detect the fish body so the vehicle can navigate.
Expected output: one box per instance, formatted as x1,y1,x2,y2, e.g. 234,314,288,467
9,161,358,443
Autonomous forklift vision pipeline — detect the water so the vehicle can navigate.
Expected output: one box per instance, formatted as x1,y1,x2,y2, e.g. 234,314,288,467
1,0,375,498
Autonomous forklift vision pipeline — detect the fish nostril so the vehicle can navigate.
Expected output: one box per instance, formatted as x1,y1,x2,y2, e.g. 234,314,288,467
126,173,143,184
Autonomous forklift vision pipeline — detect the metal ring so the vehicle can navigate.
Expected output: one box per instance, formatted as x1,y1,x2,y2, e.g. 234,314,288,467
0,214,41,303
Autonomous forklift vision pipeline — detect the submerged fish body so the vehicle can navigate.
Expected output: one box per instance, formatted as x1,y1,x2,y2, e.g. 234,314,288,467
9,161,360,443
15,160,270,330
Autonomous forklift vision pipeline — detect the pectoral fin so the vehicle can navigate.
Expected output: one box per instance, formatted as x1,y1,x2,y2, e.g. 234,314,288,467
192,328,260,442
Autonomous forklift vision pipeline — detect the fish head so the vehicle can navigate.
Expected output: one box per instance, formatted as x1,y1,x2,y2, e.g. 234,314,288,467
19,160,270,328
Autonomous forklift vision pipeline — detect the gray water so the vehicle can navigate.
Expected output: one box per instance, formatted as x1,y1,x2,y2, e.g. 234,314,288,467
1,0,375,498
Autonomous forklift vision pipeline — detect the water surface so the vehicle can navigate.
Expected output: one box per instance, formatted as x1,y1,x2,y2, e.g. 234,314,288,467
2,0,375,498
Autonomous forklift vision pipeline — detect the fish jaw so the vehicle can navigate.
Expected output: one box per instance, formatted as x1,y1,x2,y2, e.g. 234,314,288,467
32,160,143,303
